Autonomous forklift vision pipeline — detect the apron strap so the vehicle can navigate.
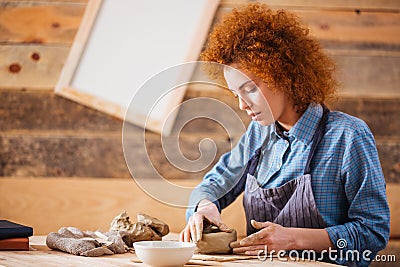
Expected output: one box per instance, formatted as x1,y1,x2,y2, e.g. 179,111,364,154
247,147,262,176
303,104,330,175
217,146,262,210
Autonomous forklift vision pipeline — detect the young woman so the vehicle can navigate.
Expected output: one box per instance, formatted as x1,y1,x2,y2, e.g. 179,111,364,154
180,3,389,266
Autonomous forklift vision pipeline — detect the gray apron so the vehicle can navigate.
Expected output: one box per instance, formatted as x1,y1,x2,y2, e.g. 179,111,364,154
242,105,329,235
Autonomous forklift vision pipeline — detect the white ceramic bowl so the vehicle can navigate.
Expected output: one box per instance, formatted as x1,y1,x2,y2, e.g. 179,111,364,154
133,241,196,267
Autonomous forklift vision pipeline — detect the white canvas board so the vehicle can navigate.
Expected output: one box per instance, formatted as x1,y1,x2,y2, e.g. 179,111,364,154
55,0,219,134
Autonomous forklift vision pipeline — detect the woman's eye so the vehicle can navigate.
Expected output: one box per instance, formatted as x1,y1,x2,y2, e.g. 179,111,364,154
245,86,257,94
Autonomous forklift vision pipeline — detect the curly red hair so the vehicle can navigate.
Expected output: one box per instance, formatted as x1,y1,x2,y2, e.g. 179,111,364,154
201,3,337,112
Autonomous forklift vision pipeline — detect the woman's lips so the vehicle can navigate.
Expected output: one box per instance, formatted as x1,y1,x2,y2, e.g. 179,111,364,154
249,112,261,120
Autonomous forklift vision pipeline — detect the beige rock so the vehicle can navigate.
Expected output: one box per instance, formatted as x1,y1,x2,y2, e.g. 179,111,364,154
196,226,237,254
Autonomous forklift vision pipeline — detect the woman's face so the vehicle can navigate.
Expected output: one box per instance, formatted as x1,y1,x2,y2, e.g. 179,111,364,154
223,65,287,126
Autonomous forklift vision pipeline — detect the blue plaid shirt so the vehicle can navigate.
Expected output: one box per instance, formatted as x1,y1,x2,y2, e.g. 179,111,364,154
187,103,390,266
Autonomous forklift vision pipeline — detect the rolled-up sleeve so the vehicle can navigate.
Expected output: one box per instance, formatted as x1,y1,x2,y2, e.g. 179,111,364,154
325,122,390,266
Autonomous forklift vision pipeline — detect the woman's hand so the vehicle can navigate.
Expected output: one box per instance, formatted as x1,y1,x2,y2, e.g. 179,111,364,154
179,199,232,243
230,220,295,255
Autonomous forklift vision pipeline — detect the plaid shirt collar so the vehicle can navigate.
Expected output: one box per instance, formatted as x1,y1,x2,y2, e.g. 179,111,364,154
272,103,323,146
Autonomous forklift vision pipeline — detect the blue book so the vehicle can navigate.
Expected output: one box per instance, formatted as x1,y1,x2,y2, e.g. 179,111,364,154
0,220,33,239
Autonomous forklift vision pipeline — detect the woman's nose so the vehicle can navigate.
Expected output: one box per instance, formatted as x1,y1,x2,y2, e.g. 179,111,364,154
238,96,250,111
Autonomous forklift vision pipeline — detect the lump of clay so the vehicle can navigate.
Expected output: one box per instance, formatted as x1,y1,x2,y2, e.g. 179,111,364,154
138,213,169,236
109,211,169,247
196,225,237,254
127,222,161,245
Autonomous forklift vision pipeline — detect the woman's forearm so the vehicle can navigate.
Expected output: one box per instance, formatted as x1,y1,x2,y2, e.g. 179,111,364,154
288,228,333,252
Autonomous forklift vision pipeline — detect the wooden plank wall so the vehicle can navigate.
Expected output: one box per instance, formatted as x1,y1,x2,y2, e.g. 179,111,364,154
1,0,400,94
0,0,399,243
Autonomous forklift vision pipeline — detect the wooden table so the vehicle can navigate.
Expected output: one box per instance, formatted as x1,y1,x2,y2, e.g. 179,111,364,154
0,236,339,267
